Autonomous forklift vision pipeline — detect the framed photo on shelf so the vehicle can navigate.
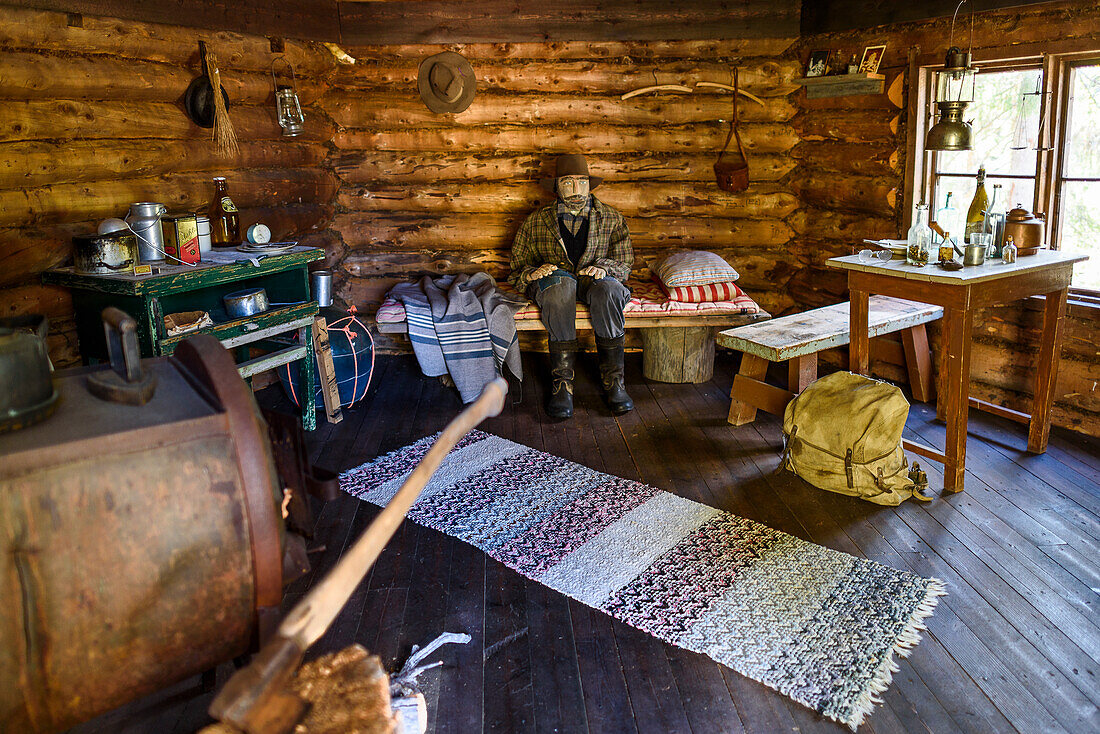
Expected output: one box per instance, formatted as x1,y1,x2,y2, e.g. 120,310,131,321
806,49,832,78
859,44,887,74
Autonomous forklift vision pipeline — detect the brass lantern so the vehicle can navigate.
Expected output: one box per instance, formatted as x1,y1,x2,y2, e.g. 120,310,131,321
271,57,305,137
926,46,976,151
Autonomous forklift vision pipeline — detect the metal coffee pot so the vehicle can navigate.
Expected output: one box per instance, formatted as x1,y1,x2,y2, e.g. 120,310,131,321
1003,204,1046,256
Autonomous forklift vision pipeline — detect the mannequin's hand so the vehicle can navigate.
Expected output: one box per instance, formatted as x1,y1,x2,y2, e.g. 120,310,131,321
579,266,607,279
529,263,557,281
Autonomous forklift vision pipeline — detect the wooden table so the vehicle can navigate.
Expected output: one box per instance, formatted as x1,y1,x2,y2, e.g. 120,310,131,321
44,246,324,429
827,250,1087,492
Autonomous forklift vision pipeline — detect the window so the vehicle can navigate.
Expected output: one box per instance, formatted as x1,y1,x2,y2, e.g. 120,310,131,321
910,48,1100,293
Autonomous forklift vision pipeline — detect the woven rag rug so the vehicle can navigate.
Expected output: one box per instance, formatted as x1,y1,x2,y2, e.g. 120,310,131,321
340,430,945,730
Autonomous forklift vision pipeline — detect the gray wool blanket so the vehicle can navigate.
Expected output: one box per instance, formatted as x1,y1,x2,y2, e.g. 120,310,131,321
388,273,525,403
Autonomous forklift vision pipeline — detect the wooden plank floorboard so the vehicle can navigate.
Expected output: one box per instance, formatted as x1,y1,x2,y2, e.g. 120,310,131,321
67,353,1100,734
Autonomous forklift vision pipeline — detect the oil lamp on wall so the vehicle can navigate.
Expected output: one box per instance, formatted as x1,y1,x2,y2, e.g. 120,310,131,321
271,57,305,137
925,0,977,151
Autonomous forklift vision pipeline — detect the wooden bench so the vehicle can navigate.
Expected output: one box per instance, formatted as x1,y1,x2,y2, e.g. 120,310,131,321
717,296,942,425
378,311,770,384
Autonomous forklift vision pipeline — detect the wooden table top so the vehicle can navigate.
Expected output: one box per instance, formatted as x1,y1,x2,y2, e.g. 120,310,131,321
826,249,1088,285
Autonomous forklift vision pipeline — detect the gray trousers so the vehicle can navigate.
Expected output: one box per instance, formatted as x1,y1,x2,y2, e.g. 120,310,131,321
527,269,629,342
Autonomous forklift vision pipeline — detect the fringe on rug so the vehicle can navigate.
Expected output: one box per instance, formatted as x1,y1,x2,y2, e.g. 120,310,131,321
845,577,948,731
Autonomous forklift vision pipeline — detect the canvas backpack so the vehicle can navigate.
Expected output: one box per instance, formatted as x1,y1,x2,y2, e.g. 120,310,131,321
781,371,916,505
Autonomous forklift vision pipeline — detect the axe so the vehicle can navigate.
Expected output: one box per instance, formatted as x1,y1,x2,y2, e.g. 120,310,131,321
208,378,508,734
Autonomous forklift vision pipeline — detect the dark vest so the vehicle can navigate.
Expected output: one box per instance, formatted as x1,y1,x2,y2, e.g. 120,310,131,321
557,215,589,269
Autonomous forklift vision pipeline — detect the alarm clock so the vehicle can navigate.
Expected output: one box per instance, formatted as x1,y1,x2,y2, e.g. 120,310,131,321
245,223,271,245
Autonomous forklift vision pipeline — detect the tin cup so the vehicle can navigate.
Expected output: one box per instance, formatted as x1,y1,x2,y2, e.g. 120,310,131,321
311,270,333,307
195,215,212,254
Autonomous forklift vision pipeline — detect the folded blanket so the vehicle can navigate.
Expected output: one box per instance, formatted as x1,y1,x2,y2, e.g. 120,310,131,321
388,273,525,403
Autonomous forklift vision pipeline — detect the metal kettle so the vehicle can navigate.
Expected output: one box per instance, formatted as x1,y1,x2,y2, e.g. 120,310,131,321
1003,204,1046,255
0,315,58,433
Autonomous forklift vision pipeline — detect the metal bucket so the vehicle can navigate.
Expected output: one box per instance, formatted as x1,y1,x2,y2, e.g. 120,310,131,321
72,232,139,274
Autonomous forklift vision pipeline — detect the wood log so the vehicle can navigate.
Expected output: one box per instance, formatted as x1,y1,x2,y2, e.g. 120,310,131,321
336,212,795,251
337,182,800,219
0,51,326,104
338,0,799,44
790,173,898,217
0,221,95,287
796,111,900,143
0,283,73,320
335,59,802,98
332,151,797,185
790,141,900,178
0,5,335,74
344,39,797,64
786,208,897,242
0,169,339,227
323,92,797,129
0,139,328,188
333,123,800,156
0,101,335,144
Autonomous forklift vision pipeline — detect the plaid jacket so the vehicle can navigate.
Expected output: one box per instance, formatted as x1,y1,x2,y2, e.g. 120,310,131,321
509,196,634,288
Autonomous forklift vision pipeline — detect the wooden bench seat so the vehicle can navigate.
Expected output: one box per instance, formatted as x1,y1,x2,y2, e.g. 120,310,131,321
717,296,942,425
375,280,771,384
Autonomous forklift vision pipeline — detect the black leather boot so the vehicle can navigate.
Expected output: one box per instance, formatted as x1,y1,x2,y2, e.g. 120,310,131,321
596,335,633,415
547,339,577,419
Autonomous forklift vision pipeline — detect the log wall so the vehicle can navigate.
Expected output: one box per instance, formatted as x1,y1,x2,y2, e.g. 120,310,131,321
795,0,1100,436
0,6,339,366
325,37,803,350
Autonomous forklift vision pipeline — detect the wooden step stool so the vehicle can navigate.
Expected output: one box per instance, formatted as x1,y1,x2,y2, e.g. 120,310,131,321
717,296,942,426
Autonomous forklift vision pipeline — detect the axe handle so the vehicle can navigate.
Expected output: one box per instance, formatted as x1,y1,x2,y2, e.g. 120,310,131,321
279,376,507,646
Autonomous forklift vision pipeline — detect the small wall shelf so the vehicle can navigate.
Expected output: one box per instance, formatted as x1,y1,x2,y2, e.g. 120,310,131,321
796,73,885,99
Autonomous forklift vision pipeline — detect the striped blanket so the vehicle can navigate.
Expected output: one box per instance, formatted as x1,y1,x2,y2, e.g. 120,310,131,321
388,273,525,403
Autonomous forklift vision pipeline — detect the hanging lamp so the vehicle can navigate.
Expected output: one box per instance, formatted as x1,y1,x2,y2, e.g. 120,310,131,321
926,0,977,151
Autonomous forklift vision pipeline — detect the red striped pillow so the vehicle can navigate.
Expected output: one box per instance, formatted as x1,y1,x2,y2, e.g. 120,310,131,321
660,280,745,303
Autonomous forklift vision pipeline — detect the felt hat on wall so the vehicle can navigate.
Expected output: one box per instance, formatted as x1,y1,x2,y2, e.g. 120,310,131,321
417,51,477,114
539,153,604,192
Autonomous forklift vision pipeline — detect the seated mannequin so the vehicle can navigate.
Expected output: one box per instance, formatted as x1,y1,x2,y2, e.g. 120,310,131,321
509,153,634,418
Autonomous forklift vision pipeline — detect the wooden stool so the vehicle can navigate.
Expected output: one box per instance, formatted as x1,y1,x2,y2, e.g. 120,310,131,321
717,296,942,426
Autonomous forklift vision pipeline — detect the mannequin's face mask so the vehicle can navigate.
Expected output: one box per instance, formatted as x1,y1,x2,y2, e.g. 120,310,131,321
556,175,590,209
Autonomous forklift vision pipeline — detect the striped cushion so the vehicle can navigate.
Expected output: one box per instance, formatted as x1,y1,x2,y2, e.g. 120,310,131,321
655,251,740,288
660,280,744,303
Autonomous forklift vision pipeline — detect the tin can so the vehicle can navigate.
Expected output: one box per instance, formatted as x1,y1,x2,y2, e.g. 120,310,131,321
162,213,200,265
195,215,212,254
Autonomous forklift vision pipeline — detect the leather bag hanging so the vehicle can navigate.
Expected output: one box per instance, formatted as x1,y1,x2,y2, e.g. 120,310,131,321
713,68,750,193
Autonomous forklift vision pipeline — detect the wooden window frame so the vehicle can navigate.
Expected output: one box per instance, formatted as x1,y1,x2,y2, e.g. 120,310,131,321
905,39,1100,298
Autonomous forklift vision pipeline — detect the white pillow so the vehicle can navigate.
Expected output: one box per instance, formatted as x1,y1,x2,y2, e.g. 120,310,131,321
655,251,740,288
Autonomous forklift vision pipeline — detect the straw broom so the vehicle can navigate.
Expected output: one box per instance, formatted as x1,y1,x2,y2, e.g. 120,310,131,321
203,43,239,158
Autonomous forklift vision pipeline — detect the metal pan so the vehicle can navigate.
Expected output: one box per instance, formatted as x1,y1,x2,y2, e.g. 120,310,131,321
224,288,269,318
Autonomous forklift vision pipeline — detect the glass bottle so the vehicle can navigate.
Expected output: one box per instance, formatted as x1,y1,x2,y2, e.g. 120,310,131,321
964,165,989,244
907,203,932,267
1002,235,1017,264
935,191,957,245
208,176,240,247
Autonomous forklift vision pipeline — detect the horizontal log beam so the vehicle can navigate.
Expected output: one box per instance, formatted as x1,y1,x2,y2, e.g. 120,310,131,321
0,5,335,72
333,59,802,98
333,123,799,155
0,139,328,189
791,141,900,178
324,92,797,129
796,111,900,143
0,101,335,143
789,174,898,217
0,51,326,104
0,172,338,227
345,39,797,63
337,183,800,219
335,212,795,251
333,151,797,185
338,0,799,44
786,209,897,241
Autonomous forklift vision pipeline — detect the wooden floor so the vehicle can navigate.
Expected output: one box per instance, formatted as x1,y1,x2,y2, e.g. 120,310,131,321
72,351,1100,734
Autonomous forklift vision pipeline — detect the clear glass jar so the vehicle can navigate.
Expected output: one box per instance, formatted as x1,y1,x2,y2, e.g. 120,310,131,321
907,203,933,267
1002,235,1017,264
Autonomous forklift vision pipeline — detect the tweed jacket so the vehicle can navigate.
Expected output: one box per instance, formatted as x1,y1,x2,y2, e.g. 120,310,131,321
509,196,633,288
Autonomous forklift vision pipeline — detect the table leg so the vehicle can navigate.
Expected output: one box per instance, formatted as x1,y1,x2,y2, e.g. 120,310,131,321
849,289,870,375
300,322,317,432
942,306,973,492
1028,288,1068,453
